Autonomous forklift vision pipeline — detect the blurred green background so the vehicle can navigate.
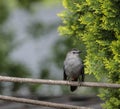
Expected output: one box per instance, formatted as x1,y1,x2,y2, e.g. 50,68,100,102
0,0,98,96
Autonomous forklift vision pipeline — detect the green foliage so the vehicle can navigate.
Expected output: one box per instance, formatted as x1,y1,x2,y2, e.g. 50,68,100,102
16,0,43,10
27,22,45,38
0,1,9,24
59,0,120,108
40,68,49,79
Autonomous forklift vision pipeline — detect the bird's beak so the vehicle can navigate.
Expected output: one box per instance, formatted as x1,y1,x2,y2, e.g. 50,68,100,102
78,51,82,54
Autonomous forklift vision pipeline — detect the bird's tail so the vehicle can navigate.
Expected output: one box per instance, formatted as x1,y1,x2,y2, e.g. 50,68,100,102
70,78,78,92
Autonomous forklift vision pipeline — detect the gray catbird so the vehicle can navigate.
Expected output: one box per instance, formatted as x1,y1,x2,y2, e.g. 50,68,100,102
63,48,84,92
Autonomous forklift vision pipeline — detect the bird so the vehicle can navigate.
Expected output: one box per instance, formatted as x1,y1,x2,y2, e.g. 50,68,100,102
63,48,84,92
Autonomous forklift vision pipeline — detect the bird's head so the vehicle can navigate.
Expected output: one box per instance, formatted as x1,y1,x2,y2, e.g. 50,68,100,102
67,48,81,57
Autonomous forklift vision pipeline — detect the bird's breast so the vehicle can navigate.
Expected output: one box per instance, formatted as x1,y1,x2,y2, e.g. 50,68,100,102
64,57,82,78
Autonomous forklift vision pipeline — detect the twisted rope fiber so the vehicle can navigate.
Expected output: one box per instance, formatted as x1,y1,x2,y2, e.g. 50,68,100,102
0,76,120,88
0,76,119,109
0,95,91,109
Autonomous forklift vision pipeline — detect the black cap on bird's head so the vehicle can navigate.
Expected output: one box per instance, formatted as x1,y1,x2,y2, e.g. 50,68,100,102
71,48,82,54
67,48,82,57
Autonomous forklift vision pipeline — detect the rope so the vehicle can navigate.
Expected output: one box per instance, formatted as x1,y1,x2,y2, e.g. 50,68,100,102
0,76,120,88
0,95,92,109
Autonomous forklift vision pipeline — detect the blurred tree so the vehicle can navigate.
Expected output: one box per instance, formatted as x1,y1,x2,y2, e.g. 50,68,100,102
0,0,61,95
59,0,120,108
0,0,40,94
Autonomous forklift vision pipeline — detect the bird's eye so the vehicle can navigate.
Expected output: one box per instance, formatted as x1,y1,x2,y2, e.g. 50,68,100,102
73,52,76,54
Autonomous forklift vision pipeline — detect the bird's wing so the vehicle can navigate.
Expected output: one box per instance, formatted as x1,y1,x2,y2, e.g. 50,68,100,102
63,65,67,80
81,64,84,82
